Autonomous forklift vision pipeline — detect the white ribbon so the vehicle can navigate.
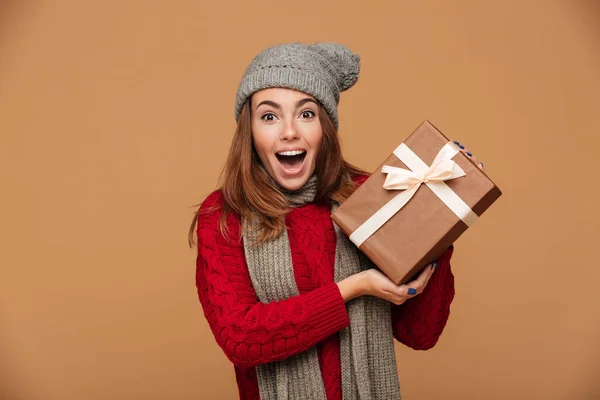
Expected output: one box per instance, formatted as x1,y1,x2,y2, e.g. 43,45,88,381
349,142,478,247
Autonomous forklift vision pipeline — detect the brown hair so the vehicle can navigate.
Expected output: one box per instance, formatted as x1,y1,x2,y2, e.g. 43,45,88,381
187,99,369,248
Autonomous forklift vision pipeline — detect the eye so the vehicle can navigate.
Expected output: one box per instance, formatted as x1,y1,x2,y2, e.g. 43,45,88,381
261,113,277,122
300,110,316,119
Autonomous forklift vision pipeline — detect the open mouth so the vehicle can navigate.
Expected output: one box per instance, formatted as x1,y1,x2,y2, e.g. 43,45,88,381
275,150,307,172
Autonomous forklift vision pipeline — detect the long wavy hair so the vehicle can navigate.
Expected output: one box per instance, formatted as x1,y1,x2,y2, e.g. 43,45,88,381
187,98,369,248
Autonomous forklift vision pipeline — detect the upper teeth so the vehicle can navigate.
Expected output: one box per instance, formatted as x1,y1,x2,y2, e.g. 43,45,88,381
277,150,305,156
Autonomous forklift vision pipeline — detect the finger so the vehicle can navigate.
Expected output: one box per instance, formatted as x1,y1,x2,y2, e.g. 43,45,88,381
453,140,470,155
403,280,422,297
394,283,415,298
462,148,478,164
390,292,408,305
382,288,408,305
419,263,436,290
392,297,407,306
423,262,437,285
453,140,466,151
415,264,434,286
406,264,435,295
463,150,484,171
454,141,483,169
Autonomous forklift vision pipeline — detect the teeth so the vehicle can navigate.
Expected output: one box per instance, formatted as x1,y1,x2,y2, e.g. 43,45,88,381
277,150,306,156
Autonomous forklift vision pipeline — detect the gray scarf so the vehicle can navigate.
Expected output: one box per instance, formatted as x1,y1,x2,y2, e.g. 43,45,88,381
242,174,401,399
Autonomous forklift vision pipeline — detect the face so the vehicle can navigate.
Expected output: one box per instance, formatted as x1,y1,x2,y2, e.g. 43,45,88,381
250,88,323,191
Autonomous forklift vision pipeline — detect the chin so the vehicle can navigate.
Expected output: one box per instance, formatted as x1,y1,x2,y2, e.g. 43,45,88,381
270,166,316,192
275,175,310,191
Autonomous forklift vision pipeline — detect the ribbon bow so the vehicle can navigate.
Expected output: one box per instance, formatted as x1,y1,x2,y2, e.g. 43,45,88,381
382,158,464,190
349,142,478,247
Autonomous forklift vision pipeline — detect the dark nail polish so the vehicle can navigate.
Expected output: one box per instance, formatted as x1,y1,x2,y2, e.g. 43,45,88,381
459,145,465,149
466,152,472,157
433,262,438,270
408,288,417,295
453,141,460,145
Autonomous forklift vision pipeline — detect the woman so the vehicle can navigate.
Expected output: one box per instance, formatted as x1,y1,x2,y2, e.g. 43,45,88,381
189,42,483,400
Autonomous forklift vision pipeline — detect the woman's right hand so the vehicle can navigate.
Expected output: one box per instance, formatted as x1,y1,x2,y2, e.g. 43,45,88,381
338,263,436,305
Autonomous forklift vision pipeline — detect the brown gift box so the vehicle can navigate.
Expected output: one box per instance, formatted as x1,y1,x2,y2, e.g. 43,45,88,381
331,120,502,285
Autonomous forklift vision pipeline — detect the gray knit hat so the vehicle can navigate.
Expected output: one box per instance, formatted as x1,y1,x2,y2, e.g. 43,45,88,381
234,42,360,128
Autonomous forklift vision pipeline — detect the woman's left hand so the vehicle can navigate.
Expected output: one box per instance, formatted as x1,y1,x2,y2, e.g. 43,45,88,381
452,140,485,171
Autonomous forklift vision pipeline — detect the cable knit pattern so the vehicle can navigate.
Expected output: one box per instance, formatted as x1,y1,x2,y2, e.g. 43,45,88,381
391,245,455,350
195,175,456,400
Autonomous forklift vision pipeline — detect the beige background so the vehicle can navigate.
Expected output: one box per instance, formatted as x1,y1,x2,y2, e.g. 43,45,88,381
1,1,599,399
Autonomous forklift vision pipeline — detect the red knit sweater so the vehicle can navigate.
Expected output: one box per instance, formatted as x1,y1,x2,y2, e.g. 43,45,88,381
195,176,456,400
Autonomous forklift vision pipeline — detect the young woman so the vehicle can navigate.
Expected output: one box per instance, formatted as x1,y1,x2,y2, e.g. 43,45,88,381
189,42,484,400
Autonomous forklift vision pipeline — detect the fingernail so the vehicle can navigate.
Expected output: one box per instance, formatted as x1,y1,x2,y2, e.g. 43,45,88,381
453,141,465,149
466,152,472,157
408,288,417,295
481,162,484,167
433,262,438,271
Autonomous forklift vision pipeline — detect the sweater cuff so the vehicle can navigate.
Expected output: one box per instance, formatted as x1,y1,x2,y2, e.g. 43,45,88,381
305,282,350,338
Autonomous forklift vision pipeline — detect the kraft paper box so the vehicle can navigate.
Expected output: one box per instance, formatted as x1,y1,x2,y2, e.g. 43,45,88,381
331,120,502,285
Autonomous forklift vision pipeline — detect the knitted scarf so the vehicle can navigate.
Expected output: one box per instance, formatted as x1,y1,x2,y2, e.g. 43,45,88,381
241,174,402,400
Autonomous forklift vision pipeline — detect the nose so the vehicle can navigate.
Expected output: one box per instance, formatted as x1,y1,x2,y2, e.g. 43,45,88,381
280,119,300,141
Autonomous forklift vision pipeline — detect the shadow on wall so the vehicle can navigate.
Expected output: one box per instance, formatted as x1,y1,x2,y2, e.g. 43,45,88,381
0,0,33,80
0,0,19,55
581,338,600,399
1,2,35,398
578,0,600,36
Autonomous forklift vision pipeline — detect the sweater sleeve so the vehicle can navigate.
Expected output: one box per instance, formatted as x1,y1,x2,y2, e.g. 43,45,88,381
391,245,456,350
195,191,350,368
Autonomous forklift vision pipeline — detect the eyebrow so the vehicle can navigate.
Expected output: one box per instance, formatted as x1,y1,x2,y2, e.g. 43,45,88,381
255,98,317,110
